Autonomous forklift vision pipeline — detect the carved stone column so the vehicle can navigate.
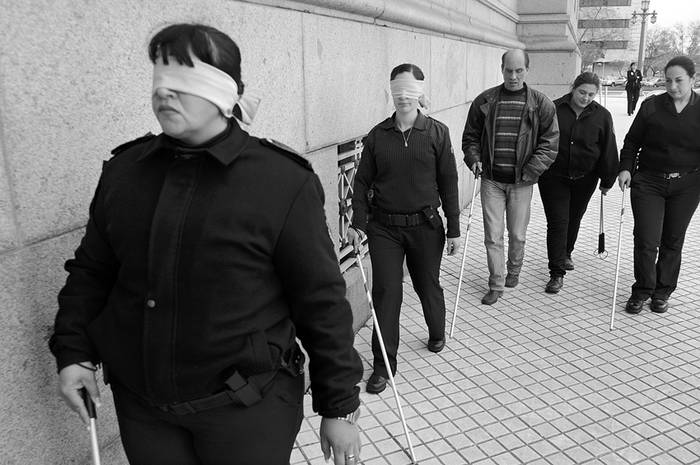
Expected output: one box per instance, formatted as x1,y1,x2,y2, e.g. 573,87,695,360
517,0,582,99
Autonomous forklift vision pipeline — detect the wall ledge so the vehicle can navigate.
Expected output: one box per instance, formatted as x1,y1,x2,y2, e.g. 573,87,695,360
238,0,525,48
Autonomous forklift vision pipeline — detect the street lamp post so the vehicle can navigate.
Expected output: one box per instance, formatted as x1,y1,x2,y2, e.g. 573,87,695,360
631,0,657,74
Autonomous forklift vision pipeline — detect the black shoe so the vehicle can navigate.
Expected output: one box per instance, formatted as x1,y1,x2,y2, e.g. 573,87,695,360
545,276,563,293
427,338,445,353
650,298,668,313
481,290,503,305
625,298,645,314
366,372,387,394
505,273,519,288
564,257,574,271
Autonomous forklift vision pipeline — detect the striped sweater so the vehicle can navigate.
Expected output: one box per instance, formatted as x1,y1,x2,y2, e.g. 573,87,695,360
493,88,526,183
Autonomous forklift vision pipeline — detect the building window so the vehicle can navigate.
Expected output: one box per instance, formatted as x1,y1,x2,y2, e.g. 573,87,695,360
579,0,631,6
337,137,367,272
579,18,631,28
581,40,630,49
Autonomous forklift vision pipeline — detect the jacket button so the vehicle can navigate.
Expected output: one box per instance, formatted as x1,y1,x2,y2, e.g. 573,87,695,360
146,299,156,309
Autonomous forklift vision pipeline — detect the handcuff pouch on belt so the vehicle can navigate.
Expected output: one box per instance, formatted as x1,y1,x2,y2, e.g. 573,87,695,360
154,344,305,415
224,344,305,407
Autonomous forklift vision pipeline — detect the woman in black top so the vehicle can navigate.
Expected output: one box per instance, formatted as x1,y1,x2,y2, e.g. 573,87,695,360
625,62,643,116
347,64,460,394
538,72,618,294
50,23,363,465
619,56,700,315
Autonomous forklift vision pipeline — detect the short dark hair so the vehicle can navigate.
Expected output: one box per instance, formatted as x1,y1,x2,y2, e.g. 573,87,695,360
572,71,600,91
501,50,530,69
148,23,244,95
630,62,636,67
390,63,425,81
664,56,696,78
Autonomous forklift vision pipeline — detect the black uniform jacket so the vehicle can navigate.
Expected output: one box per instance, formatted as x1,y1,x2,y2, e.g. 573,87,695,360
543,94,618,189
50,121,362,417
620,91,700,174
351,111,461,238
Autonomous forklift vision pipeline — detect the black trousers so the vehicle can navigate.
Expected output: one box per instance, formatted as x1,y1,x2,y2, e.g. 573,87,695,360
538,172,599,277
111,370,304,465
367,219,446,378
626,87,641,115
630,171,700,300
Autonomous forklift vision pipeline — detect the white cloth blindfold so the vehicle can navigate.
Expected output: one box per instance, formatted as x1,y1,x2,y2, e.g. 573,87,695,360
390,77,425,100
153,56,239,118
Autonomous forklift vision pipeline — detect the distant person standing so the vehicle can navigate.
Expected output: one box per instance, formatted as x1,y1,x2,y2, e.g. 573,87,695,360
538,72,618,294
625,62,643,116
619,56,700,315
462,49,559,305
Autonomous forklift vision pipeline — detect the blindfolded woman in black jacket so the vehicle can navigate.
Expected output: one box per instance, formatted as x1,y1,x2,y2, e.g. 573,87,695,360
50,23,363,465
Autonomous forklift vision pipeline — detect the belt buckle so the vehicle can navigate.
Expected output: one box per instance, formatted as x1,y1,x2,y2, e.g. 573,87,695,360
665,172,681,179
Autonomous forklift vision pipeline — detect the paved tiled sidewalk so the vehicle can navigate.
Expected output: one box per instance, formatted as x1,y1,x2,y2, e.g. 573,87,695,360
292,93,700,464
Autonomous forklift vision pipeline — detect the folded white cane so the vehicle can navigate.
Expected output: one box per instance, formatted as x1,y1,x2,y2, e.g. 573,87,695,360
609,187,627,330
80,388,101,465
354,249,416,464
449,175,479,338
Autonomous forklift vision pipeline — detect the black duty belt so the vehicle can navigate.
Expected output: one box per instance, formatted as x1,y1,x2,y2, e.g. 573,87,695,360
640,167,700,179
372,210,426,227
147,345,304,415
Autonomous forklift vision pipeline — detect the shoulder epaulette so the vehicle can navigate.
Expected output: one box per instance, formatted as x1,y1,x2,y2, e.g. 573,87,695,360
111,132,156,156
640,93,660,116
427,115,444,126
260,138,313,171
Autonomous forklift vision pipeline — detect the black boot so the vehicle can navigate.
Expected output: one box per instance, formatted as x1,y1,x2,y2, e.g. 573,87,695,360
545,276,563,294
366,372,387,394
625,297,645,314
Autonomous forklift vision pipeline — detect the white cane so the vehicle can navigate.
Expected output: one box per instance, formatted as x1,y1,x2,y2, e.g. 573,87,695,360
449,175,480,338
80,388,101,465
609,187,627,330
354,249,417,464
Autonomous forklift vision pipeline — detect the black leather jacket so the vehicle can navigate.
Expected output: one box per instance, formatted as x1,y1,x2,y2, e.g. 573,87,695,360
462,83,559,184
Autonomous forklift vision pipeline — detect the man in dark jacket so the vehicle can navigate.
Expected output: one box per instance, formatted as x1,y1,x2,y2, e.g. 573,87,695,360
462,49,559,305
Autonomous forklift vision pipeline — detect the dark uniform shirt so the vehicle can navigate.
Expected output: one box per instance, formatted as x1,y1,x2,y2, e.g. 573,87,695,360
351,111,460,237
620,91,700,174
546,94,618,188
49,121,362,417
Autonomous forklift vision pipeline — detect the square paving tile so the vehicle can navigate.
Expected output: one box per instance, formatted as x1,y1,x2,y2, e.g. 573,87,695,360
293,147,700,463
